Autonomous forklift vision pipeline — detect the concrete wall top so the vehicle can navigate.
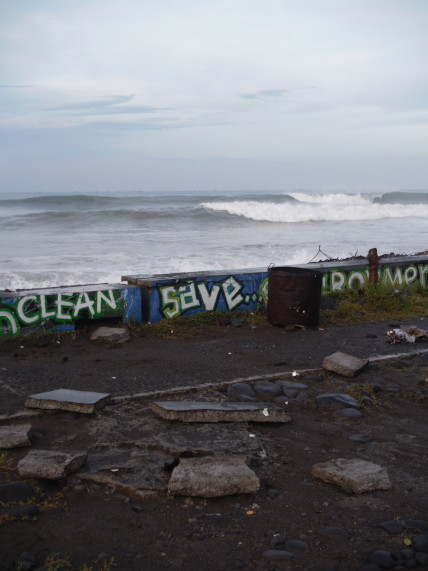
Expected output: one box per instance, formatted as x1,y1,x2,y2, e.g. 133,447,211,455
0,283,128,298
122,255,428,286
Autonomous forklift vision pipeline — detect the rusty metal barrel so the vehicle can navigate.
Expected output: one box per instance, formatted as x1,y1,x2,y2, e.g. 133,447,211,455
267,266,323,327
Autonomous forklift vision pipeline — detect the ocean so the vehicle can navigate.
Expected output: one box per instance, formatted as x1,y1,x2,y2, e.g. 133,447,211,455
1,189,427,291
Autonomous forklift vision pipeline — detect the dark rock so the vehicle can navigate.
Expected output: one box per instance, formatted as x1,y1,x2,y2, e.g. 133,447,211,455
270,534,287,547
285,539,308,550
1,504,39,517
405,559,417,568
333,408,363,419
415,552,428,565
253,381,282,397
369,549,395,568
263,550,295,560
400,549,415,560
227,383,257,401
16,552,36,571
349,434,374,444
358,565,382,571
405,519,428,532
316,393,360,409
411,534,428,553
378,520,404,535
0,482,35,503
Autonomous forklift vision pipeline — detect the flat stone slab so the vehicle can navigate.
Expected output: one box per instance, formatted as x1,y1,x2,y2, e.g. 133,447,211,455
90,326,130,343
150,401,291,423
0,424,31,448
312,458,392,494
168,455,260,497
18,449,87,480
25,389,111,414
322,351,368,377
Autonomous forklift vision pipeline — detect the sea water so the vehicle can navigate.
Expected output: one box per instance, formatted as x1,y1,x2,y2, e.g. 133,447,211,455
1,189,427,290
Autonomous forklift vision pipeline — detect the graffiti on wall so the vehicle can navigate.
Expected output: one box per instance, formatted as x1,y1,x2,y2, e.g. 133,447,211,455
322,264,428,293
159,276,268,319
0,289,124,337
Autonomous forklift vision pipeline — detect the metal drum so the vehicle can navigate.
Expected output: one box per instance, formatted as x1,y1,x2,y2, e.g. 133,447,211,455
267,266,323,327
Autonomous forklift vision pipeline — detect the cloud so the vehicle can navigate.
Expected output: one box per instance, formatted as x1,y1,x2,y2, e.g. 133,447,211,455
240,89,288,100
48,95,172,116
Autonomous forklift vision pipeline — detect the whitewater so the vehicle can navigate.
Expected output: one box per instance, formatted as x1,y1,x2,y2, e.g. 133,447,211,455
1,189,427,290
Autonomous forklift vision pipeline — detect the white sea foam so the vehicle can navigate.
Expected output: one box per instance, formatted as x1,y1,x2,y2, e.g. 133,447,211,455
288,192,373,205
201,200,428,223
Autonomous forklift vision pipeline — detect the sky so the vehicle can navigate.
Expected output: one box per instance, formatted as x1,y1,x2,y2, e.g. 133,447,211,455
1,0,428,193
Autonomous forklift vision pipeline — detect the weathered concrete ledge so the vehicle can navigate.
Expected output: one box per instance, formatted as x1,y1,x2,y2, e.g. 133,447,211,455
150,401,291,423
25,389,111,414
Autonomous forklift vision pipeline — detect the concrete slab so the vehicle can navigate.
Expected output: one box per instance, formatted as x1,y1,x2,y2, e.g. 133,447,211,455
0,424,31,448
25,389,111,414
150,401,291,423
90,327,130,344
322,351,368,377
311,458,392,494
18,449,87,480
168,455,260,497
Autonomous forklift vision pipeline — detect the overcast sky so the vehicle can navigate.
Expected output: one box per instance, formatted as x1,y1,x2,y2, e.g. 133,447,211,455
1,0,427,193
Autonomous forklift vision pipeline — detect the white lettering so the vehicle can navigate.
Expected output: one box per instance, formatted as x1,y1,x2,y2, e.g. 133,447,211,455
73,292,95,318
16,295,39,325
197,283,221,311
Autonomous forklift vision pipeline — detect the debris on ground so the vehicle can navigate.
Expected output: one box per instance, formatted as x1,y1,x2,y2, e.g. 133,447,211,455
386,326,428,344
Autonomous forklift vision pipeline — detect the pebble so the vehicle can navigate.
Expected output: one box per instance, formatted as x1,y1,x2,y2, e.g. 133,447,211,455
415,552,428,565
0,482,35,503
411,534,428,553
285,539,308,550
227,383,257,401
263,550,295,560
315,393,360,409
369,549,395,568
270,534,287,547
253,381,282,397
378,520,404,535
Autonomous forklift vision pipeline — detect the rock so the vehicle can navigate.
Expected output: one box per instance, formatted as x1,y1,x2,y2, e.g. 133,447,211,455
90,326,130,343
168,455,260,497
18,450,87,480
333,408,363,420
378,520,404,534
311,458,392,494
411,534,428,553
315,393,360,409
404,520,428,532
285,539,308,549
0,482,35,503
369,550,395,568
262,550,295,560
415,553,428,565
401,549,415,560
227,383,257,401
322,351,368,377
275,380,308,395
150,401,291,423
270,534,287,547
349,434,374,444
25,389,111,414
1,504,39,517
16,552,36,571
253,381,282,397
0,424,32,448
358,565,382,571
302,374,324,383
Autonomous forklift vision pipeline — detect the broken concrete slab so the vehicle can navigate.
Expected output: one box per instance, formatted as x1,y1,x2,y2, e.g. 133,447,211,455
18,450,87,480
315,393,360,409
25,389,111,414
90,326,130,344
0,410,41,424
311,458,392,494
168,455,260,497
0,424,31,449
150,401,291,423
322,351,368,377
